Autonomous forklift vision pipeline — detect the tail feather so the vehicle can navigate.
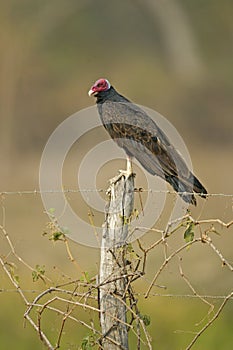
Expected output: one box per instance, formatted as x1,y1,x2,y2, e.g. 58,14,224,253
189,174,207,198
165,174,207,205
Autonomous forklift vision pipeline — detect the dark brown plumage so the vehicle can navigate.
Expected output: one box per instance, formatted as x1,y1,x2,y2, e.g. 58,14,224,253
88,78,207,205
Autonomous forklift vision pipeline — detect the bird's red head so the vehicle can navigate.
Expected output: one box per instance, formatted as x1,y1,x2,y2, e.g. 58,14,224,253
88,78,111,96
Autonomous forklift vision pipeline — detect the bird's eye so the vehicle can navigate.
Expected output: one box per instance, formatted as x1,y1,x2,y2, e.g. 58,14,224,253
97,83,101,87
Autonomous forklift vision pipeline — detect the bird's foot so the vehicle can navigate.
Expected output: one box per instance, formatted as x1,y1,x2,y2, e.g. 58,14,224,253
109,169,134,184
106,170,135,195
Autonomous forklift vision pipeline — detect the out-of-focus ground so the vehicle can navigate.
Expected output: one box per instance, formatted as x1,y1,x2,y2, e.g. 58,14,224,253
0,1,233,349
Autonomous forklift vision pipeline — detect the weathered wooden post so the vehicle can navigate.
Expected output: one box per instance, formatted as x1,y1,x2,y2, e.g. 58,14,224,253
99,173,135,349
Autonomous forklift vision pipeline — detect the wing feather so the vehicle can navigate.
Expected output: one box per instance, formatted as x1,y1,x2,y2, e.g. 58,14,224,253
99,99,207,203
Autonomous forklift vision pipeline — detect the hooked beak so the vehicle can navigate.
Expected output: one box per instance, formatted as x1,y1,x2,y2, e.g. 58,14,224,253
88,88,95,96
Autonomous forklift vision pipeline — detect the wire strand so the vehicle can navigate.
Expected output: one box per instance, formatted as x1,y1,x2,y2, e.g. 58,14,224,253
0,189,232,197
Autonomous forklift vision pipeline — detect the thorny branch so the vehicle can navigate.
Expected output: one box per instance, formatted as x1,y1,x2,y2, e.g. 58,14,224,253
185,291,233,350
0,193,232,349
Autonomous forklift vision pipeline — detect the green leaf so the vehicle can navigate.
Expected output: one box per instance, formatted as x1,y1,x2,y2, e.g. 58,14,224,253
80,271,91,283
127,243,133,253
49,231,64,241
139,313,151,326
32,265,45,282
184,222,195,243
8,263,20,284
13,274,20,284
80,334,96,349
126,243,140,262
32,270,39,282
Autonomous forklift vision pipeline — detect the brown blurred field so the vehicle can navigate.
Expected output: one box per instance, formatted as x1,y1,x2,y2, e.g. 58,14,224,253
1,1,233,349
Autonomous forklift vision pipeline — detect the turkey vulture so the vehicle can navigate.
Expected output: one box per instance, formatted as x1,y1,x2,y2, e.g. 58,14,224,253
88,78,207,205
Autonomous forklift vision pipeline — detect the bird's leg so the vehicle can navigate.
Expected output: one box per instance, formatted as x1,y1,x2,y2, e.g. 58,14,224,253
126,155,133,176
109,156,134,185
118,155,133,178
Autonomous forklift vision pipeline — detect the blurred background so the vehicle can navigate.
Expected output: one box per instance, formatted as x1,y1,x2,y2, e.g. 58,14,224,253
0,0,233,349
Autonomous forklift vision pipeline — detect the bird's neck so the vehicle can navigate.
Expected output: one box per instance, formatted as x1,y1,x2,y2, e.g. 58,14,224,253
95,86,114,104
95,86,129,104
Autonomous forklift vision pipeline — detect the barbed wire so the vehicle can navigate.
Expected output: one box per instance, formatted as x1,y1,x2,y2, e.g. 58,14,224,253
0,189,233,197
0,188,232,349
1,288,233,300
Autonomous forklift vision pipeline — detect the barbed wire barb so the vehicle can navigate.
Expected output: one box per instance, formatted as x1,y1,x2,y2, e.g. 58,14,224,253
0,189,232,349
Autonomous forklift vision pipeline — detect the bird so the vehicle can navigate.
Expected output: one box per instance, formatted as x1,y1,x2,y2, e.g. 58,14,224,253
88,78,207,205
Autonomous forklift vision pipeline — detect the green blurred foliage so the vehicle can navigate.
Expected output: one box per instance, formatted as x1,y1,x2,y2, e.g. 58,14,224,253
0,0,233,154
0,1,233,349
